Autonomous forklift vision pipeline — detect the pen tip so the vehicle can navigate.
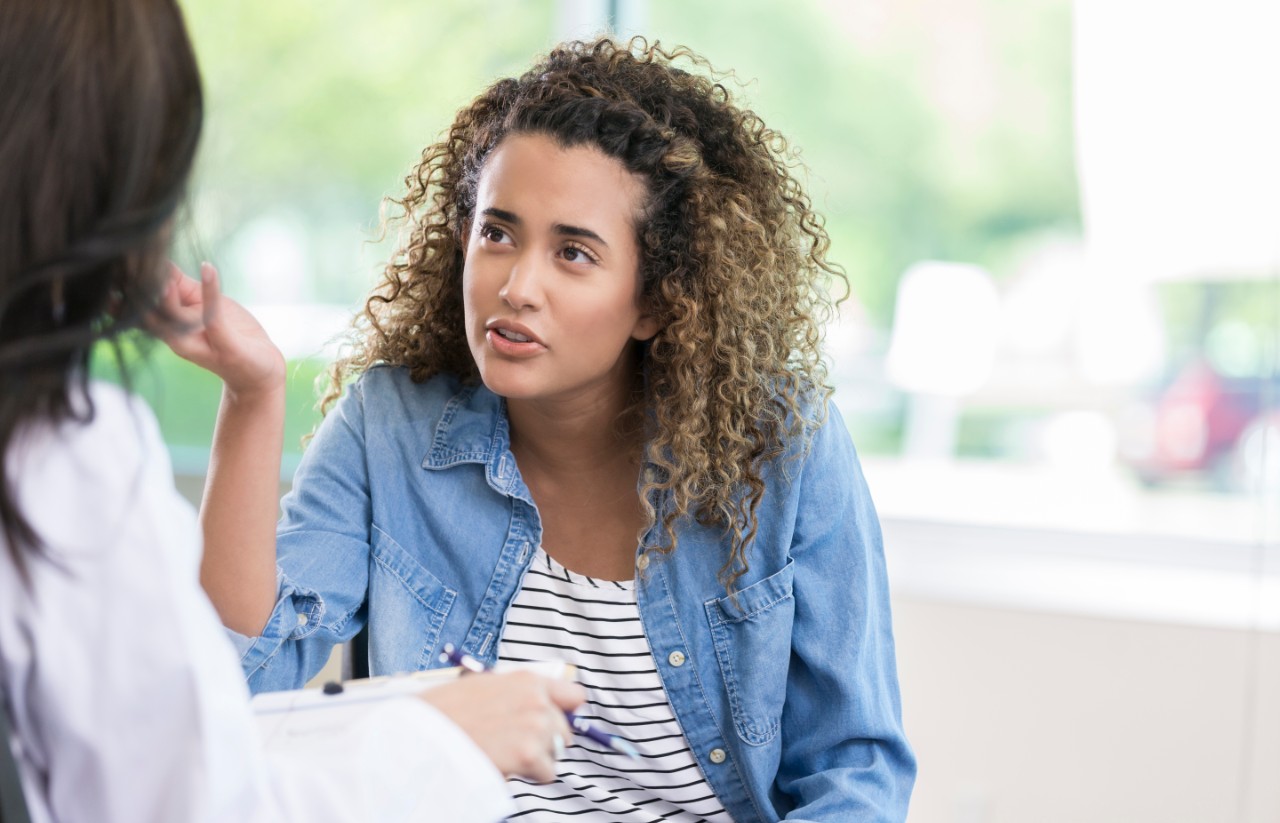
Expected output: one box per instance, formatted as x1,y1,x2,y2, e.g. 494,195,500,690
617,740,641,761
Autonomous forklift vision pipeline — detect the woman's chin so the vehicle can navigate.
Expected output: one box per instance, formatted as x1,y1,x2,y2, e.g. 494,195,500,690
477,370,539,401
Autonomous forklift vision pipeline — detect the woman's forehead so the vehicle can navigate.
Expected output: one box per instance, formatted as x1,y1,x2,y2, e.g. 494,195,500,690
476,133,646,233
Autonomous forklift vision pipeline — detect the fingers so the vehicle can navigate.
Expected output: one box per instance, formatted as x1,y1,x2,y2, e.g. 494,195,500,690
497,673,576,781
519,728,564,784
546,678,587,712
512,679,577,782
170,261,203,306
422,671,582,783
200,261,221,329
155,263,197,323
153,261,218,367
159,261,205,316
551,710,573,761
151,263,202,351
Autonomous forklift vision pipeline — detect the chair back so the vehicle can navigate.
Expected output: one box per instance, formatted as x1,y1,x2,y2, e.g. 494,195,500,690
0,690,32,823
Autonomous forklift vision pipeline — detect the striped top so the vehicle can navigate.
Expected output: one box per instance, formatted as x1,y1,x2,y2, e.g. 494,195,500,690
498,546,734,822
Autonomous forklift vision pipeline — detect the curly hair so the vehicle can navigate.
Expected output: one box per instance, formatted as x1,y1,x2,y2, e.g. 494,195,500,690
323,36,846,591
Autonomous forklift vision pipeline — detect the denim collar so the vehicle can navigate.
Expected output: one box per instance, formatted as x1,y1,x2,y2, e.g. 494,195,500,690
421,378,666,500
423,383,505,468
420,383,534,501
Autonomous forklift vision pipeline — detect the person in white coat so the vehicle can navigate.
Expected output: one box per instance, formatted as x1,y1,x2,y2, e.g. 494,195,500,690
0,1,584,821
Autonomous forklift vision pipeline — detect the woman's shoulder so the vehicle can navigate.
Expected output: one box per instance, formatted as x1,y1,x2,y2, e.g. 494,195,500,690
771,387,848,451
350,367,498,426
763,392,863,483
9,381,178,557
14,381,164,477
352,366,461,406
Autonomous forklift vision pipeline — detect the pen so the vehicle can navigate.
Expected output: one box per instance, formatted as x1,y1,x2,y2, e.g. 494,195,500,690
440,643,641,760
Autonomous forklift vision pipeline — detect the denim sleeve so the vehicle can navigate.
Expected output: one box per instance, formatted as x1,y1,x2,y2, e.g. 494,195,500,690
775,406,917,820
226,381,374,694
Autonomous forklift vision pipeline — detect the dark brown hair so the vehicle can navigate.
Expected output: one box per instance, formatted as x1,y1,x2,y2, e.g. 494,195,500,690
0,0,203,576
325,38,844,591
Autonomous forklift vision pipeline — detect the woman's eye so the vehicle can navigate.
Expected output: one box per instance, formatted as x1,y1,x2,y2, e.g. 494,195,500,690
479,224,509,243
562,244,596,264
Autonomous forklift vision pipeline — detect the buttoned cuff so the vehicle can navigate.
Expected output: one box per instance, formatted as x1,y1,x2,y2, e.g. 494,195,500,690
224,568,325,676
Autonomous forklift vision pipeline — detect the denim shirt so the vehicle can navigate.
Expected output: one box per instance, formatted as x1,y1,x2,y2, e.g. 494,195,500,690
228,366,916,822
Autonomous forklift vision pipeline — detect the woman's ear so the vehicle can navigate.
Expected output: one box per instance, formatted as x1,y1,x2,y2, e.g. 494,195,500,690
631,311,661,342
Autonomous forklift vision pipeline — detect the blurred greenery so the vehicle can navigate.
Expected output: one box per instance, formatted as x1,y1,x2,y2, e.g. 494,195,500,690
843,410,905,456
955,407,1042,460
176,0,1079,315
649,0,1080,317
1157,280,1280,380
91,339,325,467
177,0,557,300
148,0,1081,463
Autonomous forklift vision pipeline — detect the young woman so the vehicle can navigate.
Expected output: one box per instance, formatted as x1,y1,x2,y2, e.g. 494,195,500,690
177,38,916,822
0,2,583,821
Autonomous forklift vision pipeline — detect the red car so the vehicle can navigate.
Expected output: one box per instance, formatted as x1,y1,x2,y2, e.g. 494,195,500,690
1119,358,1279,491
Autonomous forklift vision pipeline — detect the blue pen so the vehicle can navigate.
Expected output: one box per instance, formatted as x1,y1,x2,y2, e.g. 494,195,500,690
441,643,641,760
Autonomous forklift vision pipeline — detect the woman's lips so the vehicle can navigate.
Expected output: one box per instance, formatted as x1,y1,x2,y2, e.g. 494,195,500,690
486,325,546,356
486,319,544,345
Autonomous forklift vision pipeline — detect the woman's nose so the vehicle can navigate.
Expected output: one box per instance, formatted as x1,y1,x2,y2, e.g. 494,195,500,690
498,254,545,310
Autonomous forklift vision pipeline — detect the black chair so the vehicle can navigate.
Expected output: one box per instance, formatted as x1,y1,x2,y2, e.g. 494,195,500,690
344,622,371,681
0,696,32,823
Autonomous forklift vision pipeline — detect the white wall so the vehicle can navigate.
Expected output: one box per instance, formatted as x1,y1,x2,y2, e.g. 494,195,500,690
892,594,1280,823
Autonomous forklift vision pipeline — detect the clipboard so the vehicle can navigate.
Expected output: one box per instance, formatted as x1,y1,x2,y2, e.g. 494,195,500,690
250,661,570,749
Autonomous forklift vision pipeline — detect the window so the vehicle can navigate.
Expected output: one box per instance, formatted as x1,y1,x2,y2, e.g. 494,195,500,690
645,0,1279,626
110,1,1275,818
108,0,1279,612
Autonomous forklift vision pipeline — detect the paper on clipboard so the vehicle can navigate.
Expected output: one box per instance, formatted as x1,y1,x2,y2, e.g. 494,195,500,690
251,660,571,750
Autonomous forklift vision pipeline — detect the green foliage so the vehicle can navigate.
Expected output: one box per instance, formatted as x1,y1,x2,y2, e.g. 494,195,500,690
1157,280,1280,378
183,0,553,196
176,0,1078,319
152,0,1080,462
649,0,1079,319
177,0,557,300
91,337,326,469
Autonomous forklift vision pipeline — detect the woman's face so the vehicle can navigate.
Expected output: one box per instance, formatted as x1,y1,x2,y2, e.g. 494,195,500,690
462,132,659,409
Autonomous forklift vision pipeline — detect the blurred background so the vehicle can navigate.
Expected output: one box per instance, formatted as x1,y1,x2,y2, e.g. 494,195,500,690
112,0,1280,820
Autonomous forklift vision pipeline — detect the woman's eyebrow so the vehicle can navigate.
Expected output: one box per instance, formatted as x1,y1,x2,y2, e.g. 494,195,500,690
481,206,521,224
553,223,608,247
481,207,609,247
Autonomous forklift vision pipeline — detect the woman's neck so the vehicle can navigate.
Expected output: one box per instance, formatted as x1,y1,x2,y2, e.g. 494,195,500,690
506,391,649,580
506,393,644,480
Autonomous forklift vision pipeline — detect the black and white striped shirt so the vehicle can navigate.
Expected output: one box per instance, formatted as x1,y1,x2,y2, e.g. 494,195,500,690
498,546,734,822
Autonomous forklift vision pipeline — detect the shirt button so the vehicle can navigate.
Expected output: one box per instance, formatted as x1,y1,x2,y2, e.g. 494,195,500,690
636,553,650,572
709,748,727,764
668,650,686,667
296,613,309,627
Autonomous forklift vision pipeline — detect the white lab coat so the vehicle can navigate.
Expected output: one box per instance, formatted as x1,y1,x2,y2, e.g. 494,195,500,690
0,381,514,823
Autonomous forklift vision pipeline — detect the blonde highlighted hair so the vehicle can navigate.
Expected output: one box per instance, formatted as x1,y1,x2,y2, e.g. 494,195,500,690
323,37,846,591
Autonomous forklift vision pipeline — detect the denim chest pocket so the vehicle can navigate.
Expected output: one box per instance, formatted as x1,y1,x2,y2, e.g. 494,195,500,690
704,560,795,746
370,525,458,669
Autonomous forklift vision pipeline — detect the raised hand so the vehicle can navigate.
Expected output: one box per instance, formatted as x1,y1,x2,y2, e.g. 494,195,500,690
155,261,286,399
